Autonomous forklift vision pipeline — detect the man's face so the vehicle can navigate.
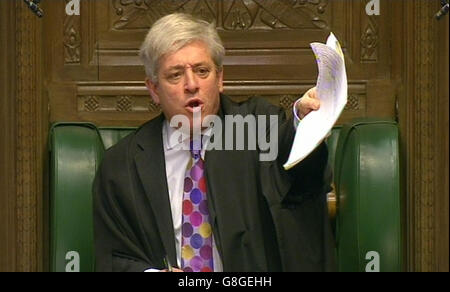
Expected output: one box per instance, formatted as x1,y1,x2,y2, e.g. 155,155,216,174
146,41,224,131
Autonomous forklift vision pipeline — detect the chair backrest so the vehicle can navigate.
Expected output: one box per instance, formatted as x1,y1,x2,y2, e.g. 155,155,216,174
334,119,402,272
49,119,403,272
49,123,104,272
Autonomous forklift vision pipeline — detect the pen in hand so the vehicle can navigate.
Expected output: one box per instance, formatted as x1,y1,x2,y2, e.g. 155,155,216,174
162,255,184,272
163,255,173,272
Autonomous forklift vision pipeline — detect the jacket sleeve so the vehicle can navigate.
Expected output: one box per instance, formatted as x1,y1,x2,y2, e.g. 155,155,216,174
255,97,336,271
254,97,332,205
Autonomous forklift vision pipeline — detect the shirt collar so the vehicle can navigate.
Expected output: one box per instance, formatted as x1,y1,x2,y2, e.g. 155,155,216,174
163,119,213,151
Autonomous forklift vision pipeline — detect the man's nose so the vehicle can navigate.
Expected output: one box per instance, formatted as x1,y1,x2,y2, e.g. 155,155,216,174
184,69,199,93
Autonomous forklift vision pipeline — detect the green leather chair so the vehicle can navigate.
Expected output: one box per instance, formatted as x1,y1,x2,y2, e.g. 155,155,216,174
333,119,402,272
49,119,403,272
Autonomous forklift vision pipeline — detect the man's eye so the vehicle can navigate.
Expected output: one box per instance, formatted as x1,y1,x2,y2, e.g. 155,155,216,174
195,67,210,77
170,72,182,79
167,72,182,82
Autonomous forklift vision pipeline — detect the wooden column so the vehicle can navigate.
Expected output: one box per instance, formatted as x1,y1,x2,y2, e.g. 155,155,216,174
436,2,449,272
404,0,449,272
15,0,47,272
0,1,46,272
0,0,17,272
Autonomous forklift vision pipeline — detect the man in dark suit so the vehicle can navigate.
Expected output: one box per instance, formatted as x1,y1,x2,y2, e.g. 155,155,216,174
93,13,335,272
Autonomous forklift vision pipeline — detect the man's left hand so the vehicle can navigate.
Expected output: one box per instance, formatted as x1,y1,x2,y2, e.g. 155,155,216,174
296,87,320,119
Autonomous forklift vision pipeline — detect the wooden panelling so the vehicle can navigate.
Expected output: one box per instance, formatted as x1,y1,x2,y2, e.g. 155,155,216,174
44,1,98,82
436,11,449,271
47,79,384,127
15,1,47,272
402,0,449,272
0,0,17,272
0,0,47,272
45,0,396,127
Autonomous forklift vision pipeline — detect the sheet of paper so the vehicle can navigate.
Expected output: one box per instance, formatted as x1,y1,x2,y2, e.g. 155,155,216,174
283,33,348,170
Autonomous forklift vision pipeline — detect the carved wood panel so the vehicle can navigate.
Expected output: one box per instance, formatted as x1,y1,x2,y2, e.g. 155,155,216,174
45,0,394,127
110,0,331,30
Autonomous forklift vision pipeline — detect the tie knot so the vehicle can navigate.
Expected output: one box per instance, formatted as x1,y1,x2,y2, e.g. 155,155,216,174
189,136,203,159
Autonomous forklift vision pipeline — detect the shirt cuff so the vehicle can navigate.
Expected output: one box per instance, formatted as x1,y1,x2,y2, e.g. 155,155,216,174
292,97,302,129
144,268,162,272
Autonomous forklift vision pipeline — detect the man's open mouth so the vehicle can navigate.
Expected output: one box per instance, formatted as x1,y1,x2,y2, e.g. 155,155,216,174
185,99,203,112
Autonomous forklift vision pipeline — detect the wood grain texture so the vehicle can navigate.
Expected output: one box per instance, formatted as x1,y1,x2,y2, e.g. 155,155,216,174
12,0,46,272
404,0,449,272
0,0,17,272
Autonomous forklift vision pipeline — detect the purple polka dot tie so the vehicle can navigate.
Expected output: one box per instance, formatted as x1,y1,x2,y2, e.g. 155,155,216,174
181,138,214,272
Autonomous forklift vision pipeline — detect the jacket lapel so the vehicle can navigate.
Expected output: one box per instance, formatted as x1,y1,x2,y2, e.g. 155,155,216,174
133,115,177,266
203,97,251,270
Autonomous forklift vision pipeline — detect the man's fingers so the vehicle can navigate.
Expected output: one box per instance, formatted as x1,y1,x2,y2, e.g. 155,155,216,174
309,99,320,110
160,268,184,272
295,87,321,119
299,97,320,112
299,109,311,120
307,87,318,100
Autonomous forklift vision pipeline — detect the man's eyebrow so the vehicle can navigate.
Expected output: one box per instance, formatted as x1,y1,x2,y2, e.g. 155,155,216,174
166,65,185,71
166,62,211,71
190,62,210,68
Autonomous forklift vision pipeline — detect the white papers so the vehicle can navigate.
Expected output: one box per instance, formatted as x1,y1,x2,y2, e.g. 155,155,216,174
283,33,348,170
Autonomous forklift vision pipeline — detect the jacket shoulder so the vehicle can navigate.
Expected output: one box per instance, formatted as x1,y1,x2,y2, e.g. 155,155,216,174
98,117,158,176
220,94,286,117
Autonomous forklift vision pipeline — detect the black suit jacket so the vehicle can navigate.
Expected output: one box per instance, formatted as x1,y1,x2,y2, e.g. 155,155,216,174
93,95,336,272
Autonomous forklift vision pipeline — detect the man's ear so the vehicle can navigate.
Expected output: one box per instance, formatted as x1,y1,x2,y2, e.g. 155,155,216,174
145,78,160,104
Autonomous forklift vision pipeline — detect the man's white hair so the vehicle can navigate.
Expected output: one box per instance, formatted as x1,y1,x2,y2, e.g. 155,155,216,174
139,13,225,83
